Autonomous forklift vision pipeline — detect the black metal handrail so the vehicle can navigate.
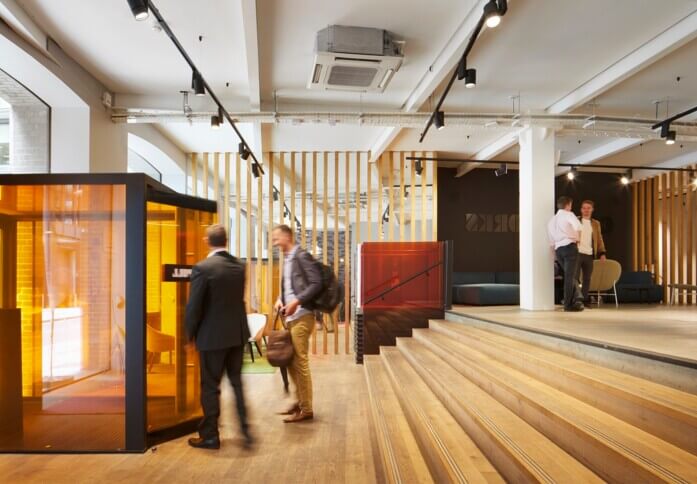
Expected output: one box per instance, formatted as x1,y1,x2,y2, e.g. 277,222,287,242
364,261,443,305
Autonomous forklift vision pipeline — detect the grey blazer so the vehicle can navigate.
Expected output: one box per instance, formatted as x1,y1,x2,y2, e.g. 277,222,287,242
280,248,323,307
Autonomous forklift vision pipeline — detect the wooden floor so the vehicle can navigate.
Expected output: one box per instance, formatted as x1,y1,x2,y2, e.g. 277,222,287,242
451,304,697,365
0,348,379,483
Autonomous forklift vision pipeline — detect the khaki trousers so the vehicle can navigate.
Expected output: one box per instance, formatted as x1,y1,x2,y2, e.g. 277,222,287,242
288,313,314,413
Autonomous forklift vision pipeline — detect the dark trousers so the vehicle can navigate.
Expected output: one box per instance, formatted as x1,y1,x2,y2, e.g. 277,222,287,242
556,243,582,309
577,253,594,302
198,346,248,440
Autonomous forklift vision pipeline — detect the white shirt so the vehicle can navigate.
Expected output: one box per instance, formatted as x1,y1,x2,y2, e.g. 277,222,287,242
207,248,227,258
579,218,593,255
547,209,582,250
282,245,310,322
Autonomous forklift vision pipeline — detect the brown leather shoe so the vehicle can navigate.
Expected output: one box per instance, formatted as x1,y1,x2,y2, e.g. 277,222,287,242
277,403,300,415
283,409,314,423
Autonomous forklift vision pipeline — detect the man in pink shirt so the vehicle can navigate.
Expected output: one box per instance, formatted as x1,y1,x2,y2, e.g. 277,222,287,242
547,196,584,312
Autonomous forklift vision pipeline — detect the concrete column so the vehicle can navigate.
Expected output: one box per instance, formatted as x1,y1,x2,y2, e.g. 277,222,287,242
518,126,555,310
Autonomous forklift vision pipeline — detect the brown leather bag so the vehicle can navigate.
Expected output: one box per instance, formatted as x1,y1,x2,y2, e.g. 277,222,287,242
266,311,294,368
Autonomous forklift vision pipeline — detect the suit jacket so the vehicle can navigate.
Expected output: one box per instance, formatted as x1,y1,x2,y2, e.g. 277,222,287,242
185,251,250,351
578,217,607,258
280,248,323,307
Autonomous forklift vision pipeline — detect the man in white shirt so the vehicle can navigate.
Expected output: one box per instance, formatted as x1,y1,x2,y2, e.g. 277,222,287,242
577,200,607,307
547,196,584,312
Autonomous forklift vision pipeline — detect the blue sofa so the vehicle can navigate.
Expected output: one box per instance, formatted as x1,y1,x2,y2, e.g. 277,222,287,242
452,272,520,305
615,271,663,303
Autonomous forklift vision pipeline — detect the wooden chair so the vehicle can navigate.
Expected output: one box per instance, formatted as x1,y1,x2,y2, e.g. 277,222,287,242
246,313,267,362
588,259,622,308
146,324,175,372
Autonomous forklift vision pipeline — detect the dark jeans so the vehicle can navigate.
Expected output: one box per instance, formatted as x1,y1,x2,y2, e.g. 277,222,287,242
556,243,582,309
198,346,248,440
577,253,594,303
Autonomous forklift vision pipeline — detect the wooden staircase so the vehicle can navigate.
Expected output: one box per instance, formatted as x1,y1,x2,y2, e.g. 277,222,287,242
364,319,697,483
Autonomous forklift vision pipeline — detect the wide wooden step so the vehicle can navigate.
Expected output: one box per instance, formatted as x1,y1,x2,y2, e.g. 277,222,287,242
414,329,697,483
379,347,504,484
363,355,433,484
429,320,697,455
395,338,602,483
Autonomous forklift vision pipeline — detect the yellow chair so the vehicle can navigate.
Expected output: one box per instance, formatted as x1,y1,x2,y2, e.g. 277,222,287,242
146,324,175,372
588,259,622,308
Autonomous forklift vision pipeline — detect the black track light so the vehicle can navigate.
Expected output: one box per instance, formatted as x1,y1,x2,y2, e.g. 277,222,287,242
457,59,467,81
239,142,250,160
660,123,669,138
251,163,261,179
415,160,423,176
484,0,501,28
465,68,477,88
434,111,445,130
210,115,220,129
191,71,205,96
665,130,676,145
273,189,279,202
494,163,508,177
127,0,149,20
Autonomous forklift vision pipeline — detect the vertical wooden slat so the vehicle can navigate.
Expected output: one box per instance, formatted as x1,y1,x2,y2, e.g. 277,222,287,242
399,152,405,241
421,152,427,241
356,151,361,244
646,178,653,273
247,155,253,310
279,153,285,298
224,153,230,234
322,152,329,354
192,152,198,197
257,162,263,313
678,171,685,304
214,153,220,211
687,166,695,304
334,152,340,355
267,154,275,318
661,174,669,302
671,171,678,301
638,180,645,271
312,152,318,354
203,152,209,199
367,156,372,242
388,152,394,242
631,182,638,270
652,177,659,279
432,154,438,241
290,152,296,234
345,151,351,354
235,153,241,257
301,153,307,249
410,151,416,241
377,154,383,241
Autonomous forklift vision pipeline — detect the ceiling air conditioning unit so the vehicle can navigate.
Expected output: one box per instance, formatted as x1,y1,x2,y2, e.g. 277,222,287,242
308,25,404,93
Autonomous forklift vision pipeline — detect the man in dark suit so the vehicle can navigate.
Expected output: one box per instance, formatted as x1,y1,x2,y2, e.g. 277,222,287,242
185,224,252,449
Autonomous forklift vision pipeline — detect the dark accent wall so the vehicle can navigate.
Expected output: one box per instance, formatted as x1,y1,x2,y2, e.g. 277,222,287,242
438,168,632,272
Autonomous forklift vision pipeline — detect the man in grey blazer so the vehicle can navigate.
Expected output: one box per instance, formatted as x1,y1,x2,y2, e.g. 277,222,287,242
185,224,252,449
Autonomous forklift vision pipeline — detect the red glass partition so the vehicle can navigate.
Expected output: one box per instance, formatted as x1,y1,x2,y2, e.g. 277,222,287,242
357,242,446,359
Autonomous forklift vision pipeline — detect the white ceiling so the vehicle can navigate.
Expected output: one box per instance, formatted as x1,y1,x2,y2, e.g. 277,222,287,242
7,0,697,167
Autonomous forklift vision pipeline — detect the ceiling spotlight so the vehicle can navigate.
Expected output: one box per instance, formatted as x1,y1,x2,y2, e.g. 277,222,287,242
620,170,632,185
191,71,205,96
239,142,250,160
660,123,669,138
665,130,676,145
567,168,577,181
434,111,445,130
210,115,220,129
251,163,261,179
494,163,508,177
465,68,477,88
483,0,501,28
273,189,279,202
127,0,149,21
415,160,423,176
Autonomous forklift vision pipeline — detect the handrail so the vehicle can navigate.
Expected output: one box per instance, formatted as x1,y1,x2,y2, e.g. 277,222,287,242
364,261,443,305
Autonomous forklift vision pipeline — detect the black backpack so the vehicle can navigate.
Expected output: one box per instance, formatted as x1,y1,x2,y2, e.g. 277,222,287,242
297,249,341,313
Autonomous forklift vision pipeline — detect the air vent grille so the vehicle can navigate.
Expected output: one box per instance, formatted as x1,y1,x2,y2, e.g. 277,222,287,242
327,66,377,88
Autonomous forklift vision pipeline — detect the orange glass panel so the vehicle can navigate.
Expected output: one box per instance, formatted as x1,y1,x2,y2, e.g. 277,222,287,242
0,184,126,451
145,201,215,433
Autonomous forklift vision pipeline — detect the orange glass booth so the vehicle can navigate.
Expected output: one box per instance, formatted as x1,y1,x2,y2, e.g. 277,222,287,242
0,174,216,452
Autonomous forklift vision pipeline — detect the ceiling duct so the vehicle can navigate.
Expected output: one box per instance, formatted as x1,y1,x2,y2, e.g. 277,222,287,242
308,25,404,93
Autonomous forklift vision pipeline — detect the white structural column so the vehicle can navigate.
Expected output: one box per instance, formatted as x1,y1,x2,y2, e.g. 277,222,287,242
519,126,555,310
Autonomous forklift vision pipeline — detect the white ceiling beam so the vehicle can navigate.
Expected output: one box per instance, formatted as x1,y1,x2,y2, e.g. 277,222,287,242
368,0,488,162
240,0,260,112
556,137,643,175
0,0,48,52
455,129,521,177
547,9,697,114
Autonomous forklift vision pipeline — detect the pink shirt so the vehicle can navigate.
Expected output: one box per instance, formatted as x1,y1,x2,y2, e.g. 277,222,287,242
547,209,582,249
